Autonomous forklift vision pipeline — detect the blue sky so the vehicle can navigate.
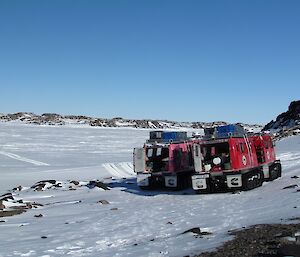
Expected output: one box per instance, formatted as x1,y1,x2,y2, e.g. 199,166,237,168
0,0,299,124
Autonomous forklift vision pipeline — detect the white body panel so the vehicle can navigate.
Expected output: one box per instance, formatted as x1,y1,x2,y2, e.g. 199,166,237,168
133,148,145,173
263,165,270,179
226,174,242,188
192,174,209,190
165,176,177,188
193,144,202,172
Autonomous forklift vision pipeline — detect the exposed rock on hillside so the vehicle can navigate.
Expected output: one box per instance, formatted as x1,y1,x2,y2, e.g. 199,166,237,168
264,100,300,131
0,112,262,131
263,100,300,139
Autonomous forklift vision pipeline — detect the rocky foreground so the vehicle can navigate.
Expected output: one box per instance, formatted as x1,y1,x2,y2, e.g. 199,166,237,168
1,179,300,257
0,179,110,219
195,222,300,257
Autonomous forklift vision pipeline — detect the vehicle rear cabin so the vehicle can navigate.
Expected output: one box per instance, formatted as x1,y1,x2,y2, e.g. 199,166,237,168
134,131,195,190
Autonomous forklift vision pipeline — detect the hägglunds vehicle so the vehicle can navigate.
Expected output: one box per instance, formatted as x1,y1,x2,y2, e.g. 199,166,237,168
133,131,197,190
191,125,281,193
133,125,281,193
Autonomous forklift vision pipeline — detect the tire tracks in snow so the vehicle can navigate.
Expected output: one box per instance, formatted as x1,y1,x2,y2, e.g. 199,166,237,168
102,162,135,178
0,151,49,166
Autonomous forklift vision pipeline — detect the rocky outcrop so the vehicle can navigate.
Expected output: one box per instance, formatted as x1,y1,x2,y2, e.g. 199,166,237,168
0,112,262,131
263,100,300,131
263,100,300,140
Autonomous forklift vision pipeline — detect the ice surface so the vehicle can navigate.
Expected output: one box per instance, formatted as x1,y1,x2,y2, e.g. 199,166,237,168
0,123,299,257
0,123,149,194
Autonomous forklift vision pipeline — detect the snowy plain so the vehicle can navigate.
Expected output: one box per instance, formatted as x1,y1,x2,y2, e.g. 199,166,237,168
0,122,300,257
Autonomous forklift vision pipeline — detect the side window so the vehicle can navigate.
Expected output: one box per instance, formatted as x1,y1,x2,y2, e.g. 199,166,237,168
211,146,216,156
264,140,269,149
174,149,182,168
156,148,162,156
147,148,153,157
240,143,244,153
202,147,207,157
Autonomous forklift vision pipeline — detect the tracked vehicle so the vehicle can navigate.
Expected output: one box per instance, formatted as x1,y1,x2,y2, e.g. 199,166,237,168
133,131,196,190
133,125,281,192
191,125,281,193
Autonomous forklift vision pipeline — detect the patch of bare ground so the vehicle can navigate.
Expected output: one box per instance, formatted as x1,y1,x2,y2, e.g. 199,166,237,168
194,222,300,257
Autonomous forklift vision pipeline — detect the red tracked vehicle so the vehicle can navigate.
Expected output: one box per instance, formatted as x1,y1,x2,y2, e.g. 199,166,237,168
133,131,199,190
191,125,281,193
133,125,281,192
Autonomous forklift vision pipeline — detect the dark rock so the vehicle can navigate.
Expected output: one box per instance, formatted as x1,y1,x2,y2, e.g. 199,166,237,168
41,236,47,239
0,220,5,223
26,203,33,209
291,176,299,179
53,183,62,188
13,186,23,191
87,181,110,190
167,221,173,225
110,208,118,211
37,180,56,185
0,209,26,218
70,180,80,186
200,231,213,236
32,202,44,207
182,227,202,235
182,227,213,237
31,180,64,191
0,201,5,210
98,200,109,205
31,183,45,190
34,186,45,191
0,193,14,201
282,184,298,189
34,214,43,218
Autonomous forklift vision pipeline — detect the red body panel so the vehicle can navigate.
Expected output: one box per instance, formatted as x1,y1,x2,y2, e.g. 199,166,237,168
199,134,276,173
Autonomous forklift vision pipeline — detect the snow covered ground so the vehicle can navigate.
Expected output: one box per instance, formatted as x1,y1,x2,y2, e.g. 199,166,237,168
0,123,299,257
0,123,150,195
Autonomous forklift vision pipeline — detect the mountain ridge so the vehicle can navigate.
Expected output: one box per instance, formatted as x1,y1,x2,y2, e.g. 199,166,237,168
0,112,262,131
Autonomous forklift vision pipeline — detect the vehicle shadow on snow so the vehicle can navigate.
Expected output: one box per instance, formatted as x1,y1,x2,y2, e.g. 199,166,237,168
108,178,196,196
107,178,249,196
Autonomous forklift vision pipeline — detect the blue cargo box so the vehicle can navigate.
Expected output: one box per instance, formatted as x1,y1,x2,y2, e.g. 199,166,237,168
162,131,187,141
216,124,245,137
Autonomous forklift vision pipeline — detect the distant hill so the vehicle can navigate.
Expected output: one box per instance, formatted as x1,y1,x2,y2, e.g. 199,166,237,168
263,100,300,139
0,112,261,131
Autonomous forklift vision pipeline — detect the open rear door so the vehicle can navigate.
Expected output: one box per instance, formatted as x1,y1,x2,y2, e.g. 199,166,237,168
133,148,146,173
193,143,202,172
